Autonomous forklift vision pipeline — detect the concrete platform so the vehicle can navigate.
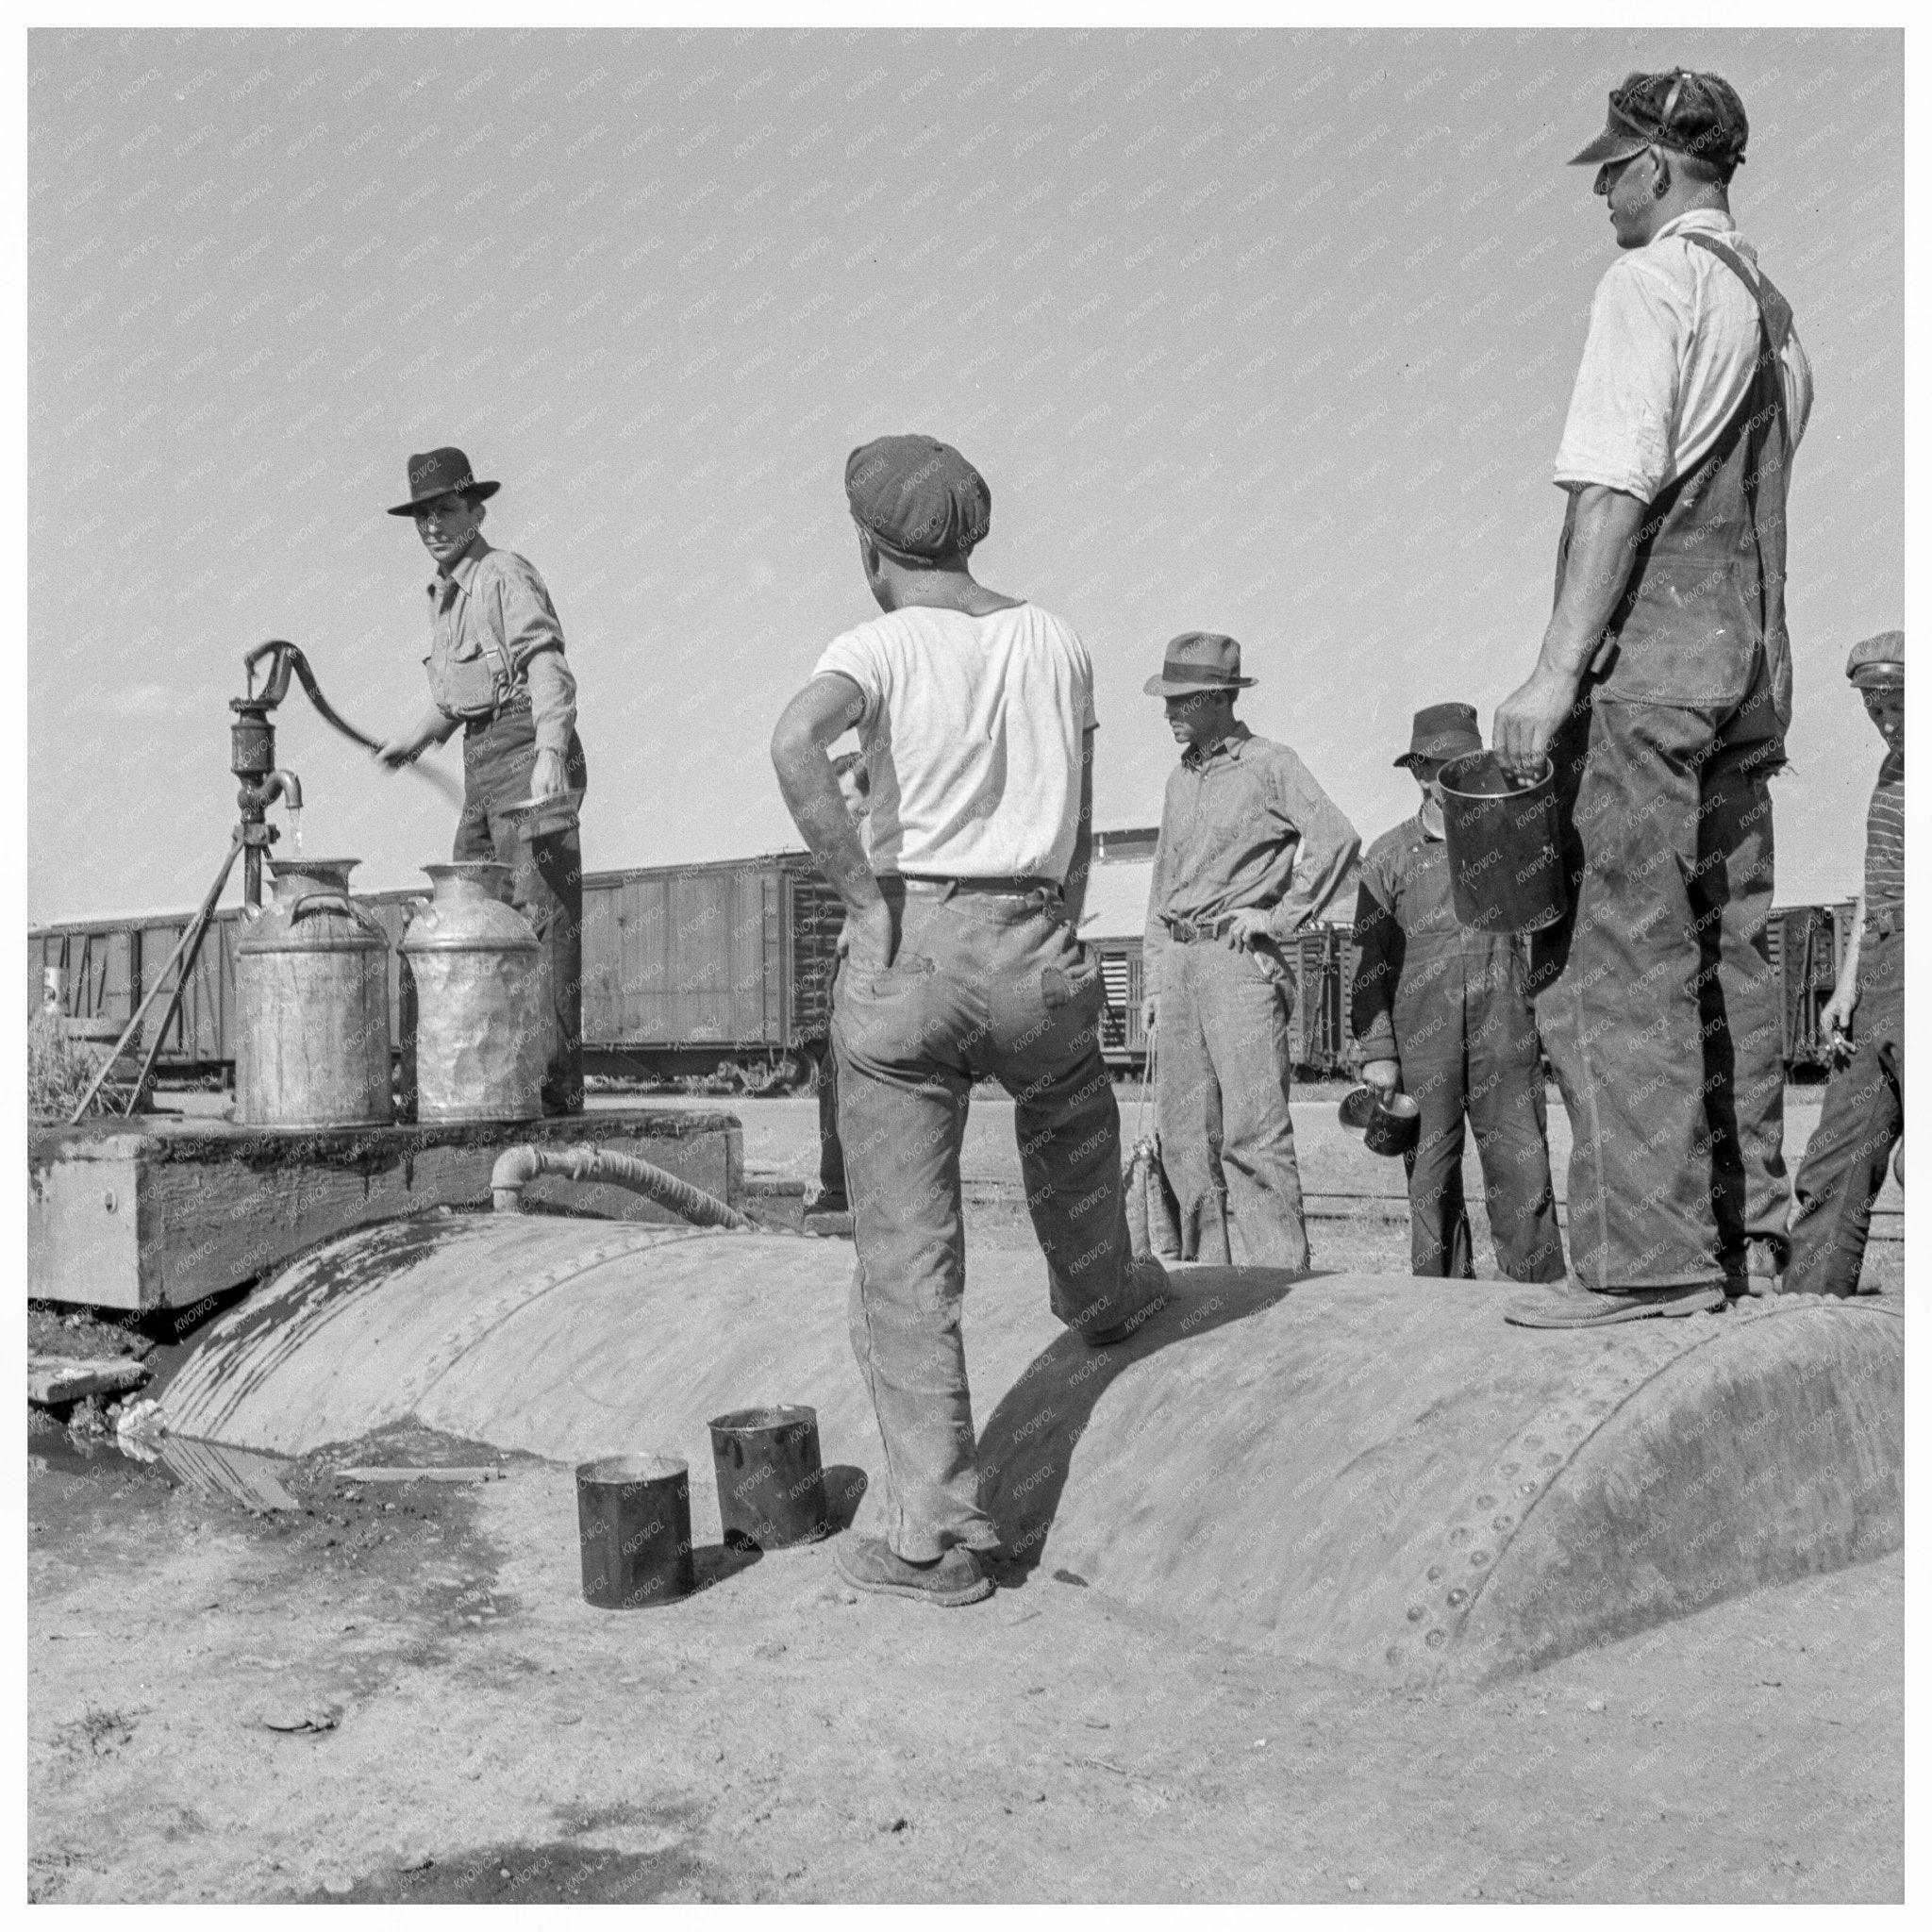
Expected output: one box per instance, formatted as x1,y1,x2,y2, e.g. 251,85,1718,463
27,1109,741,1311
159,1220,1903,1685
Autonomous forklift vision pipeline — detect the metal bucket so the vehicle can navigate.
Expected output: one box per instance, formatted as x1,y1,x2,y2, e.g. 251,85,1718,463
575,1452,695,1609
399,862,543,1124
708,1405,827,1550
1439,751,1567,935
234,858,392,1129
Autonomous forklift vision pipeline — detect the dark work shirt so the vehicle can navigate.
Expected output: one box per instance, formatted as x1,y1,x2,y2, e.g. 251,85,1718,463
1350,813,1526,1064
1142,724,1359,999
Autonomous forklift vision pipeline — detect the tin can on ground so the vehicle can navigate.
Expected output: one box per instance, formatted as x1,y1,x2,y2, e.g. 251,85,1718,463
708,1405,827,1550
575,1453,695,1609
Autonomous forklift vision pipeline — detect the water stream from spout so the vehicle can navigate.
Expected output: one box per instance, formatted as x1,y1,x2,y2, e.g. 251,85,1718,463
287,807,303,856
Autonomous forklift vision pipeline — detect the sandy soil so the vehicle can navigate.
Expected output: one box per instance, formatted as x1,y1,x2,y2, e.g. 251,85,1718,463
29,1321,1903,1902
28,1090,1902,1901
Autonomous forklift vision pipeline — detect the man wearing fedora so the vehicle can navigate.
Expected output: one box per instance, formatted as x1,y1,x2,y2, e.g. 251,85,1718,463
1351,705,1565,1284
1491,69,1812,1326
1141,634,1359,1273
375,447,591,1115
770,434,1167,1607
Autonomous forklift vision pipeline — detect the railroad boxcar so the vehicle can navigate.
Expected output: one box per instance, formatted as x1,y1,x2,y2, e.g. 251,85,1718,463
25,845,1857,1094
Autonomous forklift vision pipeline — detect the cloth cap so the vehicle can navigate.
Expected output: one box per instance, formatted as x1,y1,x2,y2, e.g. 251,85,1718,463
1143,632,1258,697
1846,629,1906,689
387,447,501,517
1396,702,1483,769
845,435,991,562
1569,68,1749,172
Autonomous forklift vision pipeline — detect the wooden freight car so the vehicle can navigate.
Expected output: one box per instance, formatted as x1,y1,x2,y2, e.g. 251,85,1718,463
27,856,1855,1094
28,853,845,1097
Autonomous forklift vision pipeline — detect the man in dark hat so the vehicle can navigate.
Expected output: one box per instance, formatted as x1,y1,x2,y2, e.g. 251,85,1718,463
1785,632,1906,1297
1141,634,1359,1273
375,448,591,1115
1351,706,1565,1283
1492,69,1814,1326
770,434,1166,1608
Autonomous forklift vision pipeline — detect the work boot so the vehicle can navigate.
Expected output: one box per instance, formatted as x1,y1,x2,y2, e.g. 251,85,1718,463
835,1535,993,1607
1503,1282,1726,1329
1080,1256,1172,1347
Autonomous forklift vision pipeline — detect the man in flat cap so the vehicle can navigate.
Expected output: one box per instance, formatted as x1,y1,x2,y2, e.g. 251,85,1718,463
376,447,591,1115
1785,632,1906,1297
1141,635,1359,1273
771,435,1165,1607
1493,70,1814,1326
1351,706,1565,1283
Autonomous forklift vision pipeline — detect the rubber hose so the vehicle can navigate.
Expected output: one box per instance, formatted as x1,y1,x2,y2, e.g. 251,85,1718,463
490,1143,755,1231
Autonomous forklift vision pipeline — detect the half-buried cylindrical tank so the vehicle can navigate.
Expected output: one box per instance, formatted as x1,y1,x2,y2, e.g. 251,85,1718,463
235,858,392,1129
399,861,543,1124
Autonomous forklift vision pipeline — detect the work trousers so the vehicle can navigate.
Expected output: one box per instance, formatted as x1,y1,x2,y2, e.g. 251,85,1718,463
831,879,1160,1560
1786,928,1904,1296
1529,679,1781,1290
1155,937,1311,1272
455,698,588,1115
1393,948,1565,1283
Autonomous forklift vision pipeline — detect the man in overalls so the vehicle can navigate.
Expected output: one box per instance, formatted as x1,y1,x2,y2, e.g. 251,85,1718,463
1351,705,1565,1283
1494,71,1813,1326
1785,632,1905,1296
376,448,590,1115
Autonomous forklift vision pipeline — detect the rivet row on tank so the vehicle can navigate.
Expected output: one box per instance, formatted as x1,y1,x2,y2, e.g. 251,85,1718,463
1470,1550,1491,1567
1407,1604,1424,1623
1426,1564,1444,1582
1492,1515,1513,1531
1475,1492,1497,1507
1448,1525,1472,1544
1425,1629,1448,1649
1446,1588,1468,1607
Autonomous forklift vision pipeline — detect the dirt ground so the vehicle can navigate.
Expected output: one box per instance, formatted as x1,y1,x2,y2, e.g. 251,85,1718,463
26,1396,1904,1905
27,1087,1903,1902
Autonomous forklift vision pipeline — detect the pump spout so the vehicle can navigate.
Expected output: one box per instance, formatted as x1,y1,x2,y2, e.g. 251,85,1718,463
252,769,303,811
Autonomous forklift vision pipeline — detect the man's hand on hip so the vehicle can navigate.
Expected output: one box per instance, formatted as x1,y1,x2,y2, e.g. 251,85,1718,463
1224,908,1274,950
842,902,895,974
1493,664,1581,784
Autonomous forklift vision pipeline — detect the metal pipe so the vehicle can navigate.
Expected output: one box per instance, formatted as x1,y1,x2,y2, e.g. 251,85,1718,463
490,1143,756,1232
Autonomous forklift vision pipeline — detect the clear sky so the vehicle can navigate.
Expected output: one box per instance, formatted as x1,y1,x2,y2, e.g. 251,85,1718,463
27,25,1903,923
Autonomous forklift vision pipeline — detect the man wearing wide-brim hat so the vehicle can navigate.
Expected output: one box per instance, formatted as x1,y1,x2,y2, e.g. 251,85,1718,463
1350,704,1565,1284
1785,631,1906,1297
1141,632,1359,1273
375,447,591,1115
1491,69,1814,1326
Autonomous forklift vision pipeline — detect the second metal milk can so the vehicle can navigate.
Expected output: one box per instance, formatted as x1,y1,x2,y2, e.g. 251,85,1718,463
400,862,544,1123
235,858,392,1129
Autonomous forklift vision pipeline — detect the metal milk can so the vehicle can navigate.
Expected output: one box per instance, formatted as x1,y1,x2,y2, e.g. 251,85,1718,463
399,862,543,1123
235,858,392,1129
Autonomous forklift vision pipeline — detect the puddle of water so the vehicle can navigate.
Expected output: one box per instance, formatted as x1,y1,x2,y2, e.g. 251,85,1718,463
28,1412,299,1512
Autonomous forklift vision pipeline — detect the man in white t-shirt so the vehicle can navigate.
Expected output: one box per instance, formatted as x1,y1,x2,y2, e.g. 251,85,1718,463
771,435,1167,1607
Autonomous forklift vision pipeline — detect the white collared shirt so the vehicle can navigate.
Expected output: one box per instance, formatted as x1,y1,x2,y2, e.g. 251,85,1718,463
1553,209,1813,503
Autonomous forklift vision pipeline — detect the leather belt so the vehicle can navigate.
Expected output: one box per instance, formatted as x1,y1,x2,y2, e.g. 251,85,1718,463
894,873,1060,896
1164,913,1238,944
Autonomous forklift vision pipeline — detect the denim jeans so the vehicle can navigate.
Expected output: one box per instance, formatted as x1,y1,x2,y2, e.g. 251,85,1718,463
1786,928,1903,1296
830,877,1162,1560
1154,936,1312,1271
1392,944,1565,1283
1528,673,1781,1290
454,696,588,1115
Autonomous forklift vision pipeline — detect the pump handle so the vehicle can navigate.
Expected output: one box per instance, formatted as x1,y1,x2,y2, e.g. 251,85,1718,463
243,641,382,754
